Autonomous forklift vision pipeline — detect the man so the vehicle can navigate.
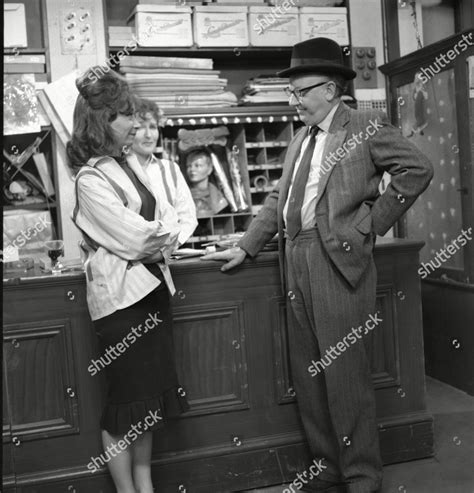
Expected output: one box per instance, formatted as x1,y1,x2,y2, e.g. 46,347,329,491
202,38,433,493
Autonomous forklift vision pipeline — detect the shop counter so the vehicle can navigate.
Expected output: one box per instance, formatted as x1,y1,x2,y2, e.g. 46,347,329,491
3,238,433,493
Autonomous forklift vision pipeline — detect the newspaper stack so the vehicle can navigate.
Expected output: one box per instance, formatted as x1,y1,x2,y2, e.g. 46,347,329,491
240,76,289,105
120,56,238,109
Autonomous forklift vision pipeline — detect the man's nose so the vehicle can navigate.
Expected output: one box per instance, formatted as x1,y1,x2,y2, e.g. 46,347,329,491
288,93,299,107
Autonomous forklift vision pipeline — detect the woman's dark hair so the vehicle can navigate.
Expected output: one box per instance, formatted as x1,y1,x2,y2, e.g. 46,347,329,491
133,96,162,125
66,66,134,173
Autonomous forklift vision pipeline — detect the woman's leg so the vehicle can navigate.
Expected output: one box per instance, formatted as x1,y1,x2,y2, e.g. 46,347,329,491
131,432,154,493
102,429,137,493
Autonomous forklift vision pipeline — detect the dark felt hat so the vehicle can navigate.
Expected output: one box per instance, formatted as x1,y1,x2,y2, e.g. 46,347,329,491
278,37,356,80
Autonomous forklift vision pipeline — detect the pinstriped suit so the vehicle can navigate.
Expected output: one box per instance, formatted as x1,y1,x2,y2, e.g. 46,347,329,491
239,102,433,492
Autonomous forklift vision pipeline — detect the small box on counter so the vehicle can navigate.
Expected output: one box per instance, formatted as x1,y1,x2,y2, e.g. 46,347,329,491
299,7,349,46
194,6,249,48
249,6,299,47
128,5,193,47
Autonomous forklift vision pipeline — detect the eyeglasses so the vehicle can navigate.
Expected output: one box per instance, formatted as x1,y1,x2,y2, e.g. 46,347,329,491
284,81,330,101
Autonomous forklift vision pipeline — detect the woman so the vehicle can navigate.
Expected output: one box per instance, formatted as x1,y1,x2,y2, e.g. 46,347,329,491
68,67,189,493
127,97,197,241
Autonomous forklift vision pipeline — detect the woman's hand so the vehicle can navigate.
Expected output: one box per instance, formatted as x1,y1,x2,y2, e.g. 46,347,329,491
141,251,164,263
201,247,247,272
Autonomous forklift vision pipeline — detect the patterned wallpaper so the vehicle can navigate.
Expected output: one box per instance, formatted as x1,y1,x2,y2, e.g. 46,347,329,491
398,68,463,269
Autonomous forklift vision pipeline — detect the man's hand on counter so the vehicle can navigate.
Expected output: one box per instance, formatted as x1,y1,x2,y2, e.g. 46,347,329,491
201,246,247,272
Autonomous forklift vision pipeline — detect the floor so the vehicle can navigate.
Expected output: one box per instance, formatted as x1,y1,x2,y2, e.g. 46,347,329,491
243,377,474,493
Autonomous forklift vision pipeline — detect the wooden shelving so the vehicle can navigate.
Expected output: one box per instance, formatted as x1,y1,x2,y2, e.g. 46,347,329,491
2,0,61,244
4,202,56,211
109,45,293,59
159,107,303,246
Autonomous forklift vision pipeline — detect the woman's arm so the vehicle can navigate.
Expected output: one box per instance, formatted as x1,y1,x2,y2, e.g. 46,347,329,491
172,163,198,245
76,172,180,261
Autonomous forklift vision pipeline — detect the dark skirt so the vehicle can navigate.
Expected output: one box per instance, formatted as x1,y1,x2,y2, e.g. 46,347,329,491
93,284,189,435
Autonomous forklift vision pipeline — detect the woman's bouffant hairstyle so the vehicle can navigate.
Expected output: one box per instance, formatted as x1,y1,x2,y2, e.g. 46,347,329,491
66,67,134,173
133,96,162,125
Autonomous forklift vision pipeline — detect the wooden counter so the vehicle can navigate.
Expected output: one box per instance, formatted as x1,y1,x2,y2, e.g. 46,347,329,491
3,239,434,492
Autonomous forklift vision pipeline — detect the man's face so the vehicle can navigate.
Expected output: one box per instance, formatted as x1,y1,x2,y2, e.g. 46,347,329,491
288,73,338,127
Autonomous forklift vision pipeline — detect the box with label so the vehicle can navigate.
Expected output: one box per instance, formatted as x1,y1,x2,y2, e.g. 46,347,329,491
299,7,349,46
128,5,193,47
194,6,249,48
249,7,299,47
4,3,28,48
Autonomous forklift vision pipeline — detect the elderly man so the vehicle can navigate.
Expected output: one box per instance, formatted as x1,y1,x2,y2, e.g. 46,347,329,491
203,37,433,492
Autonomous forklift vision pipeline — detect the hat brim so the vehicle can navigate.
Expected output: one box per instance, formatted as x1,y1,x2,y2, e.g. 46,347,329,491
277,64,356,80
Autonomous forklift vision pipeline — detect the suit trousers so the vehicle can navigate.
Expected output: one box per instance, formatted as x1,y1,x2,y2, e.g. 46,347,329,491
285,228,382,493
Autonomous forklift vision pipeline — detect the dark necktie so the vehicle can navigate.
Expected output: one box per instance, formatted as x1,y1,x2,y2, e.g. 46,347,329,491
286,126,320,240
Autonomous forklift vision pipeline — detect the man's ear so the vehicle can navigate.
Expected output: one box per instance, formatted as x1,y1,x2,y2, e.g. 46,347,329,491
326,81,338,102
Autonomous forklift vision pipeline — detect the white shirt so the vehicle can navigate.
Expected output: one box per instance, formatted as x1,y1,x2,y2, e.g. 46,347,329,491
127,153,197,245
283,103,339,230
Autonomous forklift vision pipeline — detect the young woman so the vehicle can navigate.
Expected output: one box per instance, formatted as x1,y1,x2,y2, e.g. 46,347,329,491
68,67,189,493
127,97,197,243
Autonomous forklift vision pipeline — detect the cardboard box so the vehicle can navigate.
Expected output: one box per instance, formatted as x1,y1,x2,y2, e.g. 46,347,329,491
249,6,299,47
4,3,28,47
128,5,193,47
194,6,249,48
299,7,349,46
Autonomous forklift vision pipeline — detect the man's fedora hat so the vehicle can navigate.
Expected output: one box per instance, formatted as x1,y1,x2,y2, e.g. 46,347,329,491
278,37,356,80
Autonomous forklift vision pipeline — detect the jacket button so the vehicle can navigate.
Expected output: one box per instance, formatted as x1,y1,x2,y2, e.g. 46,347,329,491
288,290,295,300
342,241,351,252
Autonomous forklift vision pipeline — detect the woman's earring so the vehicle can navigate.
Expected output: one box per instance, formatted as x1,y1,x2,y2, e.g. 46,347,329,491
122,145,130,155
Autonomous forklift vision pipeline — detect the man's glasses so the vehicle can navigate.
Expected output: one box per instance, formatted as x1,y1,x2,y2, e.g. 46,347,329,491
284,81,330,101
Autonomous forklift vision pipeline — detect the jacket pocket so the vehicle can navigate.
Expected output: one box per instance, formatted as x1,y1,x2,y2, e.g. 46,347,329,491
354,204,373,235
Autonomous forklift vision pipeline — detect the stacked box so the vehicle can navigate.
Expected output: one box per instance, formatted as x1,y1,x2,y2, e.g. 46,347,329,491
299,7,349,45
128,5,193,47
194,6,249,47
249,6,299,46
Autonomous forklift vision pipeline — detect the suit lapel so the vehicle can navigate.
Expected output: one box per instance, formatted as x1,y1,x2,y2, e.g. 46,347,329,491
314,103,350,208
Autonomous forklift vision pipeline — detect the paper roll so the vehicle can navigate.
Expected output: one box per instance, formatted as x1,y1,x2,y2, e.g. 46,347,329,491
209,150,238,212
252,174,268,189
227,147,249,211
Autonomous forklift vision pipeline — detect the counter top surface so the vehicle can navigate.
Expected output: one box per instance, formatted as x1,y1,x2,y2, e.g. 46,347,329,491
3,237,424,287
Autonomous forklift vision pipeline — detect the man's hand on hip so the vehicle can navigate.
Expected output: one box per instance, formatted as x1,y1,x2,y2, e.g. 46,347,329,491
201,247,247,272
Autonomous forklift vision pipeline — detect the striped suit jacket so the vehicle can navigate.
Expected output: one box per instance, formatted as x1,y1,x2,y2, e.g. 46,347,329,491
239,102,434,288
